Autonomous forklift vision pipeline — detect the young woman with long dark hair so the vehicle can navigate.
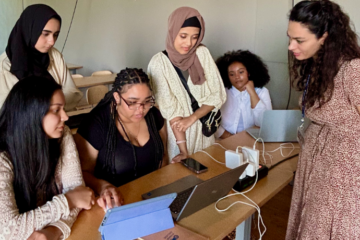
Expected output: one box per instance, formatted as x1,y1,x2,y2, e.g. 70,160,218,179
0,4,83,111
286,1,360,238
0,77,94,240
75,68,167,211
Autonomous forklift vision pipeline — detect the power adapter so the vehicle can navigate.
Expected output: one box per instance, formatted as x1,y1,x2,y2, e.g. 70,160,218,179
225,150,243,169
233,164,269,192
241,147,259,171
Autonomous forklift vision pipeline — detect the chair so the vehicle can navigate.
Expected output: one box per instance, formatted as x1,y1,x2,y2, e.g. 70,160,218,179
86,85,109,105
71,74,84,78
91,70,112,76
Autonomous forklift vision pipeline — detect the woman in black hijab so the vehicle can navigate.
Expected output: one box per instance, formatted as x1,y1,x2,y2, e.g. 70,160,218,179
0,4,83,111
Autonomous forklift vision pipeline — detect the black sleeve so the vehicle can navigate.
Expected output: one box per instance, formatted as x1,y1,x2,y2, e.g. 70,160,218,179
76,105,110,150
151,107,165,131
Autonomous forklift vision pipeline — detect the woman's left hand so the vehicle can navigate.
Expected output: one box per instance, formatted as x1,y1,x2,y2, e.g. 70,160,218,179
171,152,188,163
27,226,62,240
172,115,197,132
97,184,124,212
245,80,256,93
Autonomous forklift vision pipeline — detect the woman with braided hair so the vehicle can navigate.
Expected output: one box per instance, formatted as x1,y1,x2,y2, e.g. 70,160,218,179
286,0,360,238
74,68,167,211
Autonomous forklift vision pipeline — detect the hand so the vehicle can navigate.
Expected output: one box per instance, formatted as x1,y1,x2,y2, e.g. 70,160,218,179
244,80,255,93
171,152,188,163
220,130,233,139
27,226,62,240
171,115,197,132
65,186,95,210
97,184,124,212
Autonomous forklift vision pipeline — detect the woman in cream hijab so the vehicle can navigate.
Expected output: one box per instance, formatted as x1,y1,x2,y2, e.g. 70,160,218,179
148,7,226,163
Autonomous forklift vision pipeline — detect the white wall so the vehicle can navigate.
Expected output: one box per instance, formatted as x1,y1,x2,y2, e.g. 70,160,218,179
1,0,360,109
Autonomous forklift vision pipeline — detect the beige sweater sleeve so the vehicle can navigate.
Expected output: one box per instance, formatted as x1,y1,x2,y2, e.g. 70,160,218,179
0,52,18,109
188,46,227,110
0,50,83,112
0,126,84,240
49,48,83,111
148,53,189,121
47,126,84,239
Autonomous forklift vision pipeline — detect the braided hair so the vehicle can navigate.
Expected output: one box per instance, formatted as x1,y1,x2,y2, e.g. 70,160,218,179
95,68,164,182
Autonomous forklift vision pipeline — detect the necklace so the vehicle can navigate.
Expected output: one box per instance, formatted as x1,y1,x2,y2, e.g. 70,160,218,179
117,116,141,143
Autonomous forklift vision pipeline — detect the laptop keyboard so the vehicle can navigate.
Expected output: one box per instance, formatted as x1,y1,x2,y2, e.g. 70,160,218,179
169,187,195,214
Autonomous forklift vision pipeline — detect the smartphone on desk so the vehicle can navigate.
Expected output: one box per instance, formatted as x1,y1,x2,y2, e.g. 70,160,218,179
180,158,208,174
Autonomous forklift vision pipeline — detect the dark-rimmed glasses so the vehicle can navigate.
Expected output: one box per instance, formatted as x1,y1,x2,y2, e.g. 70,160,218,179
120,96,155,110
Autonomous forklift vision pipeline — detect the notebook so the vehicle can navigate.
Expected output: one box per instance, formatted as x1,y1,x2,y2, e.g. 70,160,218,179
142,163,248,221
246,110,309,142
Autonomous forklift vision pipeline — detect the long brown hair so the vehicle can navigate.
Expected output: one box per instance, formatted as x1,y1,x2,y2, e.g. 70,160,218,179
289,0,360,108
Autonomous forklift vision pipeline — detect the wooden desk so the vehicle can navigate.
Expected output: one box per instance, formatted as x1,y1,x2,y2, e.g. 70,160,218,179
67,131,299,240
66,63,83,74
74,73,117,88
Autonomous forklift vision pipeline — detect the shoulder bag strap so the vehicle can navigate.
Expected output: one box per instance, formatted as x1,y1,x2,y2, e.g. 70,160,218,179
162,50,199,112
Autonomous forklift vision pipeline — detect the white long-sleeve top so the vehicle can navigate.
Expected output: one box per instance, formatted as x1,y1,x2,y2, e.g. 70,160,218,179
216,86,272,137
0,48,83,111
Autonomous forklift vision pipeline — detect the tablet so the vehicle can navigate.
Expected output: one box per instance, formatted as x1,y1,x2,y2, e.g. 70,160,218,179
99,193,177,240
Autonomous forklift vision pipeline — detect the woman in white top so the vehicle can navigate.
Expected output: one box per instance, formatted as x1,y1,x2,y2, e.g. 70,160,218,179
215,50,272,139
0,4,83,111
148,7,226,162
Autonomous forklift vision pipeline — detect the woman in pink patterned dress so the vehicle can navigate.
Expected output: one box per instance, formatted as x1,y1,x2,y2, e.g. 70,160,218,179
286,1,360,239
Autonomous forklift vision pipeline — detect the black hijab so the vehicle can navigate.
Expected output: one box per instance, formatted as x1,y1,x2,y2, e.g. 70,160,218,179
5,4,61,81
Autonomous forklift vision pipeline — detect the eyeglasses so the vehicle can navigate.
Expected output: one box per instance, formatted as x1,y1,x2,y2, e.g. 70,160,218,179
120,96,155,110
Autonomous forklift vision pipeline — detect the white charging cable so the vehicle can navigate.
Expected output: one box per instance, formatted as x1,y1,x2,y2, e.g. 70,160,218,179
265,142,299,157
257,141,299,167
215,153,266,239
196,149,225,165
199,140,273,239
213,142,228,150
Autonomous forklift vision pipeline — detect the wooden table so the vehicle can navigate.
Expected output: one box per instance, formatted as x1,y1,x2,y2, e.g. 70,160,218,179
66,63,83,74
67,131,299,240
74,73,117,88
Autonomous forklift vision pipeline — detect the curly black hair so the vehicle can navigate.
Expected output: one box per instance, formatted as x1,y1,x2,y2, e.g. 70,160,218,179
216,50,270,89
289,0,360,108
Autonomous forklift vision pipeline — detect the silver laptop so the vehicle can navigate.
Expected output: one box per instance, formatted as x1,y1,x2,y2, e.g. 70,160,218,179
142,163,248,221
246,110,309,142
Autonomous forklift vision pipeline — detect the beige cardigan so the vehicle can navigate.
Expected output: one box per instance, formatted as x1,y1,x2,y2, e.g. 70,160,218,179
148,46,226,161
0,48,83,111
0,126,84,240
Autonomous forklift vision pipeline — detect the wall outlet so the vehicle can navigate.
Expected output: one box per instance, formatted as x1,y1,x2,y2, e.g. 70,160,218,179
241,147,259,171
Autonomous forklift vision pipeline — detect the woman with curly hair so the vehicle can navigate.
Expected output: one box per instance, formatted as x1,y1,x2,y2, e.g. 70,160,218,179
74,68,167,212
286,1,360,239
215,50,271,139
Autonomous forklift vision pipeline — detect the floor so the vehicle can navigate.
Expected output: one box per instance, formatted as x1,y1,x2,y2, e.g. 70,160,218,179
223,184,293,240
